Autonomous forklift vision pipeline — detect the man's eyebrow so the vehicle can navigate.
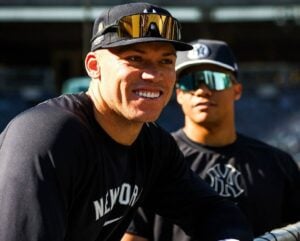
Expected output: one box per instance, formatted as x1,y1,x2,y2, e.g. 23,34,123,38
163,51,177,57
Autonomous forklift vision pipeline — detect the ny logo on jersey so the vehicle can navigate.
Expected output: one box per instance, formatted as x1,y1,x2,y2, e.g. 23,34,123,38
206,163,244,198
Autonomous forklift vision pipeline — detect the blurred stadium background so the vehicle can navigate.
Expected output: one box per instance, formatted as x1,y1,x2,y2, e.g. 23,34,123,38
0,0,299,165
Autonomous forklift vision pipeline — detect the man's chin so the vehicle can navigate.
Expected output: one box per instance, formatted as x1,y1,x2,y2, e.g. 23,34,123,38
132,113,161,124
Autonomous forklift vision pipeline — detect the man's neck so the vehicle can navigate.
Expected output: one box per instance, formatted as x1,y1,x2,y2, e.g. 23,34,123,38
183,121,237,147
93,107,143,146
87,88,143,146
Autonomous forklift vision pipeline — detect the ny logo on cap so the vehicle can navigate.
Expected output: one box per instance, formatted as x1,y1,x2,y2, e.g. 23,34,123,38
187,43,210,60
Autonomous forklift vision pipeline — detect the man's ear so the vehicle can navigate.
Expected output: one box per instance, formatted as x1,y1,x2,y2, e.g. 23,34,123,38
234,83,243,101
85,52,100,79
176,88,184,105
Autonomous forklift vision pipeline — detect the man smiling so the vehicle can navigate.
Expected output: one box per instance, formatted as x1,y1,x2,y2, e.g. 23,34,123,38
0,4,253,241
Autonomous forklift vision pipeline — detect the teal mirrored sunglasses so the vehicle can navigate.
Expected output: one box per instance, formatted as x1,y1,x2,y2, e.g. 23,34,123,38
176,70,233,91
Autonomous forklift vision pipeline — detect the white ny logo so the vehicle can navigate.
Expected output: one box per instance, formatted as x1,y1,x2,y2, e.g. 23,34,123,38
206,163,244,198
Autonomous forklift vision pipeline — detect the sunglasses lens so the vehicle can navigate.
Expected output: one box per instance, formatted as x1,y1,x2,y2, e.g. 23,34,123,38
118,14,181,40
177,70,232,91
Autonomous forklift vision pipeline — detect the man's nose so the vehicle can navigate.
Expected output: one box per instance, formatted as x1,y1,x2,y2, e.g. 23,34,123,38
193,83,212,96
141,65,162,82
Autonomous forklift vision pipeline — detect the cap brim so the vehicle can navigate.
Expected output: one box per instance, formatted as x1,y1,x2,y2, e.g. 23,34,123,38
176,59,236,73
96,37,193,51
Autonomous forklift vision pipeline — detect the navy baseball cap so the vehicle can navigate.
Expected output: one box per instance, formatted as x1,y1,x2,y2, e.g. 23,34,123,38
90,2,192,51
176,39,238,75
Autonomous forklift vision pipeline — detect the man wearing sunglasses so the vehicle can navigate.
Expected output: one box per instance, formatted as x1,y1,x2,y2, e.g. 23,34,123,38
123,39,300,241
0,3,254,241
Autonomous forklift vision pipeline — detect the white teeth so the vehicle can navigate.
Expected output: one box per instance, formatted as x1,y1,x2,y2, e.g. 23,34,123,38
135,91,160,99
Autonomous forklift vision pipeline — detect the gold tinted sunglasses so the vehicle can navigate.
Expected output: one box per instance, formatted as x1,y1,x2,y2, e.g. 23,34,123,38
93,13,182,41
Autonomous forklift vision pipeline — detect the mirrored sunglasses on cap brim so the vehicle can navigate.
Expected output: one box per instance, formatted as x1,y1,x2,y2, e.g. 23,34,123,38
93,13,182,41
176,70,233,91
